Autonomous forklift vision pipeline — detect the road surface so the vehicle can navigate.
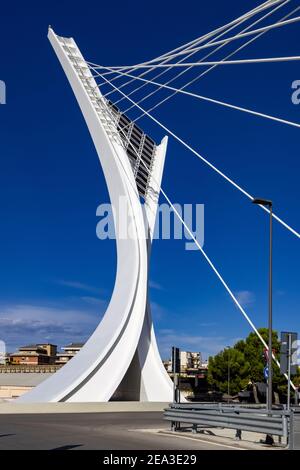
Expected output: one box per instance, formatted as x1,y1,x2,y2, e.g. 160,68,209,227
0,411,242,450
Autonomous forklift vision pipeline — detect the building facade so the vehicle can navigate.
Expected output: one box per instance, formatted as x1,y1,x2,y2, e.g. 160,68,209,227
55,343,84,365
10,344,57,365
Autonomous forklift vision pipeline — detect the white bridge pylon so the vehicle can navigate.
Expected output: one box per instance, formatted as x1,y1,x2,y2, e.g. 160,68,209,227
18,28,174,402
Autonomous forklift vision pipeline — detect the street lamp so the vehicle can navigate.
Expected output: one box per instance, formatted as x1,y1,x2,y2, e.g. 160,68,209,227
226,346,230,403
252,198,273,411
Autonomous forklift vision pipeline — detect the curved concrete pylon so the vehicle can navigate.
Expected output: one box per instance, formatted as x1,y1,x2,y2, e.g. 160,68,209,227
18,29,173,402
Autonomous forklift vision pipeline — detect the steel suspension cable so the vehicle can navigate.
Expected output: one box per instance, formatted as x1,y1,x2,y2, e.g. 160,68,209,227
107,56,300,69
99,0,285,74
91,63,300,131
123,3,299,125
90,0,288,103
100,0,292,119
143,15,300,63
98,72,295,389
89,65,300,239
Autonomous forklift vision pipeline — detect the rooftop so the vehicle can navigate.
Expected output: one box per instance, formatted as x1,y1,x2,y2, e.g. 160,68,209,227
18,346,47,354
19,343,57,350
62,342,85,349
10,352,46,357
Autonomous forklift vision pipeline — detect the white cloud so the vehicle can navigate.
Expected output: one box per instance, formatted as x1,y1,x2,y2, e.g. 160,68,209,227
150,301,168,320
235,290,255,307
56,280,101,294
0,303,102,352
80,296,106,306
149,280,163,291
157,329,239,360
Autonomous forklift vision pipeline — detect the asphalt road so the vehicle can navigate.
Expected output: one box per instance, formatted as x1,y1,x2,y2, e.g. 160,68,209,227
0,412,240,450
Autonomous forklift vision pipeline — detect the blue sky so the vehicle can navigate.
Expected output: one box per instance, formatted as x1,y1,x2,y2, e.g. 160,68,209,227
0,0,299,358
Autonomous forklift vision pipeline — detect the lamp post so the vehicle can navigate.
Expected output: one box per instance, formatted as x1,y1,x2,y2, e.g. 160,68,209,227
252,198,273,411
226,346,231,403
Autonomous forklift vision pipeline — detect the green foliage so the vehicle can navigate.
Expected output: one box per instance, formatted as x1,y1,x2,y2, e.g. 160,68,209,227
208,328,300,396
208,348,250,395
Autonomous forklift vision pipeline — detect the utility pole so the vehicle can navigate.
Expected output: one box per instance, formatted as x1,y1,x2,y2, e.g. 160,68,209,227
226,346,230,403
253,198,273,411
287,333,292,411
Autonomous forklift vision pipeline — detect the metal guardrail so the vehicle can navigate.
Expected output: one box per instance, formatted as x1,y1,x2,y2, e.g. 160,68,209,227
289,410,300,450
164,403,289,439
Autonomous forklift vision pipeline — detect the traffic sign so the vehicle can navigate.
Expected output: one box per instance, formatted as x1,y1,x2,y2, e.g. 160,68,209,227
263,366,269,380
172,347,180,374
280,332,298,375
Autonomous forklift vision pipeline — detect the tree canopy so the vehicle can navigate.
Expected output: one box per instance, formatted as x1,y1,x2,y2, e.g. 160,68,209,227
208,328,300,396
